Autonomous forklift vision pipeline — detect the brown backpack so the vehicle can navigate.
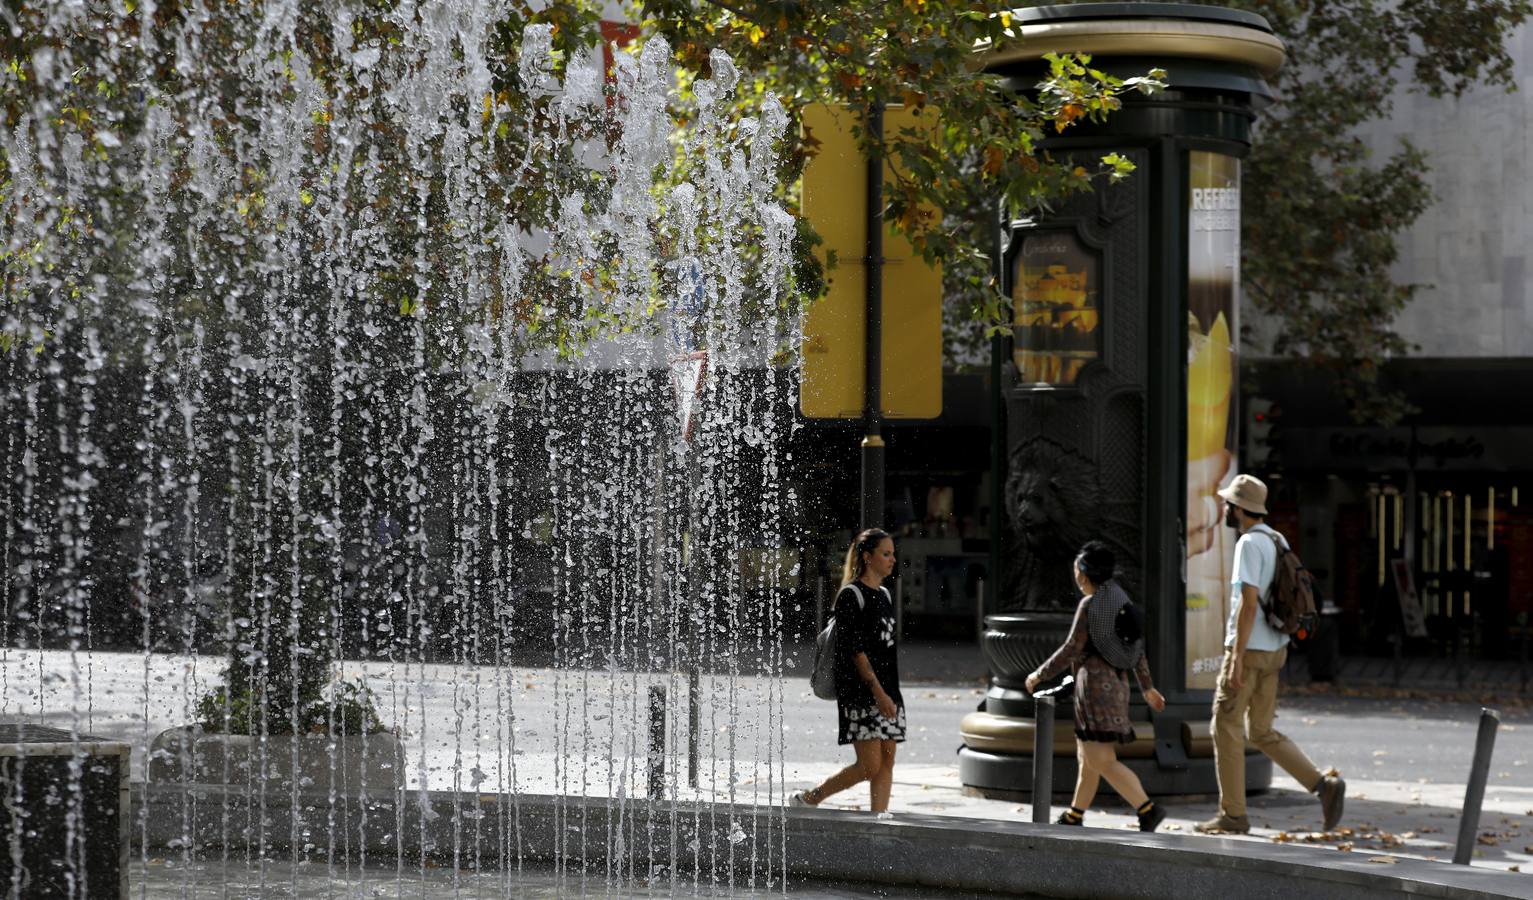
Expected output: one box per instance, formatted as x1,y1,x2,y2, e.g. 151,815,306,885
1259,530,1318,641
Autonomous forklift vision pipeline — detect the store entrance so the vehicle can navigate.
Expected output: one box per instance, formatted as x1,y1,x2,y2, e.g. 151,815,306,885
1335,480,1531,664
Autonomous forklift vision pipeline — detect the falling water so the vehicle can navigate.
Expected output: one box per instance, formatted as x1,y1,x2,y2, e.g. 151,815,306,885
1,2,800,896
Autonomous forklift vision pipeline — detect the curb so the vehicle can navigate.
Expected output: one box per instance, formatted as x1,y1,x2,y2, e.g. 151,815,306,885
132,784,1533,898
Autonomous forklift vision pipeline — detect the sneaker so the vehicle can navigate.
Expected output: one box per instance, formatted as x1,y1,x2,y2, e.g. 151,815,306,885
1194,813,1250,835
1137,803,1167,833
1317,775,1346,831
1055,810,1083,826
788,790,814,808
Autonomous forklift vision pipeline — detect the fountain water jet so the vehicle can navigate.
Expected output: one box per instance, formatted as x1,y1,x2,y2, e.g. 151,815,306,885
2,4,799,894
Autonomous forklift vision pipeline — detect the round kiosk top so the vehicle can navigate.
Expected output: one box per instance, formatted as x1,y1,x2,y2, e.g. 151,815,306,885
981,3,1285,79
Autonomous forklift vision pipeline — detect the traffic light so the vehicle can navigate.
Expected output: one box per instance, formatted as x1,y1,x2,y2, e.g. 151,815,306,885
1245,397,1283,471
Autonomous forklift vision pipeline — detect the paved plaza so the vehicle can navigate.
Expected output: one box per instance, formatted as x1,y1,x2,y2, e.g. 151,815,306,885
3,647,1531,888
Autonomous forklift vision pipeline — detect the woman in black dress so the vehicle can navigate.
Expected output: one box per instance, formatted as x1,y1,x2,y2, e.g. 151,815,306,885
791,528,903,813
1026,541,1168,831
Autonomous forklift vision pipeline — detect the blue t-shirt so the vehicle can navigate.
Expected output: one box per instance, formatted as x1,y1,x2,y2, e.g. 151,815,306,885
1224,524,1288,653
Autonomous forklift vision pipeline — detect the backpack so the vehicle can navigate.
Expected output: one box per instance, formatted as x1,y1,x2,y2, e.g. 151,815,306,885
1258,529,1318,640
809,584,879,700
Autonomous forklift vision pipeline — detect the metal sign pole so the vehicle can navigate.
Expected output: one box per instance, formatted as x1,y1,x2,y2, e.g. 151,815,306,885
860,104,885,531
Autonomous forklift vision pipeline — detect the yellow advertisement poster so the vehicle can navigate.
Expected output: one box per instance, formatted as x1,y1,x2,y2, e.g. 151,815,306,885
1185,152,1240,690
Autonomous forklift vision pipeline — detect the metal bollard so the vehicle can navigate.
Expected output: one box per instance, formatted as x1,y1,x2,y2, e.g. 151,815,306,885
976,580,988,678
1521,626,1529,695
815,575,826,634
975,579,987,642
1453,707,1501,865
1032,694,1055,824
687,668,700,789
649,685,667,800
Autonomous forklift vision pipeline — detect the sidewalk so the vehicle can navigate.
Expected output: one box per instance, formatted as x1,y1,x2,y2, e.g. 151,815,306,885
793,762,1533,875
782,639,1533,875
11,648,1530,882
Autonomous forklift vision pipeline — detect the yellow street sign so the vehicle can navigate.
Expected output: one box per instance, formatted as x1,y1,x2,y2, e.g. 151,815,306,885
799,104,943,420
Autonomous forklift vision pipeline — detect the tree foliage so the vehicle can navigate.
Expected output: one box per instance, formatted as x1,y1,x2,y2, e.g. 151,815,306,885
1226,0,1532,422
638,0,1162,329
645,0,1533,420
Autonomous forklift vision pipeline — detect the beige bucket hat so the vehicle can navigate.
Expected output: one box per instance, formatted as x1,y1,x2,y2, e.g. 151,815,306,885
1217,473,1269,516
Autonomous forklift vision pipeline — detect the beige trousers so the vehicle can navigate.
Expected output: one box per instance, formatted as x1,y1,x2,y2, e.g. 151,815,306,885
1210,646,1322,818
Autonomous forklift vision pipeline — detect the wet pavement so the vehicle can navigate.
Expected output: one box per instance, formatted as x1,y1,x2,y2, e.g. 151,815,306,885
132,857,1015,898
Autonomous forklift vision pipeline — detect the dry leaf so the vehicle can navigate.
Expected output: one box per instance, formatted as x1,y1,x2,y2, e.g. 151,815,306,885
1366,856,1398,864
1337,842,1354,852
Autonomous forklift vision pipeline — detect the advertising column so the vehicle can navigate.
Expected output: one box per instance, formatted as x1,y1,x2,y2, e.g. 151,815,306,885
1185,152,1240,690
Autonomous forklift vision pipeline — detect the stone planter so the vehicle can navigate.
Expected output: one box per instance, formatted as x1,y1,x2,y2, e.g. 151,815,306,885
148,726,406,792
982,610,1075,689
980,610,1075,719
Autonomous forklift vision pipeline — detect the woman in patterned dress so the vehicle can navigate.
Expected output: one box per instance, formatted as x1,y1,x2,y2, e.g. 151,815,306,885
791,528,904,813
1026,541,1168,831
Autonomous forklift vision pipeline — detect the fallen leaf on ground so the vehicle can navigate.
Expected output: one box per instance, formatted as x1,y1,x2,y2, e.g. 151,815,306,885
1510,865,1521,873
1337,843,1354,852
1366,856,1397,864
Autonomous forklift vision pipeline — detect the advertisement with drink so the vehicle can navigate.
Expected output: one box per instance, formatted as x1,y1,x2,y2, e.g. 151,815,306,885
1185,152,1240,690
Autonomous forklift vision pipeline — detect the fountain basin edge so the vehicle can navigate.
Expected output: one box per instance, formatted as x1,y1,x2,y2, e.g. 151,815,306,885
146,727,406,792
131,784,1530,899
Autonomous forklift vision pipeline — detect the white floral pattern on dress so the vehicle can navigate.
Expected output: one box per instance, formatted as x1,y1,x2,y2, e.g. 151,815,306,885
838,703,907,743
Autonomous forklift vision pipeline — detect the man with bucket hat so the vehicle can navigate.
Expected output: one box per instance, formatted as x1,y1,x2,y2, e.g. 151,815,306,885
1196,474,1346,835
